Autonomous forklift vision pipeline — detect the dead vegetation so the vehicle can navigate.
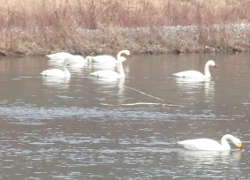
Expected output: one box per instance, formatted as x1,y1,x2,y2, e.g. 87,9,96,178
0,0,250,55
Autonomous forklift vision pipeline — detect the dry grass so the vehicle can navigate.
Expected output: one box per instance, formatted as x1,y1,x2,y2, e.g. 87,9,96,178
0,0,250,55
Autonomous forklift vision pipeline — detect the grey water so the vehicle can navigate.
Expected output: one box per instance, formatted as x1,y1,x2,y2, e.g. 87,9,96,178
0,53,250,179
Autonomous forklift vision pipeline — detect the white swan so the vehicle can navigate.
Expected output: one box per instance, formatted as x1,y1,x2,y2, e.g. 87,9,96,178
173,60,216,82
90,50,130,80
47,52,87,67
64,55,88,68
47,52,72,60
87,50,130,69
177,134,243,151
40,66,71,78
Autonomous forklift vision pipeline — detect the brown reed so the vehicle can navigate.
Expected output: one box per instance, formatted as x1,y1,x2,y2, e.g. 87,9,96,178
0,0,249,55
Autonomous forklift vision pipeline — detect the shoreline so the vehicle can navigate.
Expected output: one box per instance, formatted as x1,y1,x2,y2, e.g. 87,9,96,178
1,0,250,57
1,24,250,57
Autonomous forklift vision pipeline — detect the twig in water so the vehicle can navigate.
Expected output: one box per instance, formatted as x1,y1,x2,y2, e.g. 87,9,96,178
101,102,182,107
124,85,165,102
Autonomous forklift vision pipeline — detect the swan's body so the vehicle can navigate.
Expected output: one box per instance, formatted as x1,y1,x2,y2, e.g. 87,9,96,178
41,67,71,78
173,60,216,82
89,55,117,69
46,52,73,64
64,55,88,67
47,52,72,60
88,55,116,64
178,134,242,151
90,50,130,80
47,52,87,67
88,50,130,69
90,70,122,80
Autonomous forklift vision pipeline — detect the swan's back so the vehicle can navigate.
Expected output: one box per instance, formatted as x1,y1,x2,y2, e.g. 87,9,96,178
41,68,70,78
173,70,208,82
89,55,117,69
91,63,116,70
47,52,72,60
178,138,223,151
64,55,87,67
173,70,204,78
92,55,117,63
41,69,64,76
47,52,74,66
90,70,120,79
66,55,84,62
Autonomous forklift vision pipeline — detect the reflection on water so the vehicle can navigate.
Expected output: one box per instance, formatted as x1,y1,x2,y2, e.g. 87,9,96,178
0,54,250,179
176,150,243,178
175,80,215,104
91,77,125,95
177,150,242,165
42,76,71,89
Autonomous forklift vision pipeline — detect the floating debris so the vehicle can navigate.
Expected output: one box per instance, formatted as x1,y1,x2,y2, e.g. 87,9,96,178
101,102,181,107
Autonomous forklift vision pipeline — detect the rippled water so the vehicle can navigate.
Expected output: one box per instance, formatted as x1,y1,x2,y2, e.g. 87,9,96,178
0,54,250,179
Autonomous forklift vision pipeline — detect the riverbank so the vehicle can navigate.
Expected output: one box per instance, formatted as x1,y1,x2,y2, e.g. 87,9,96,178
0,0,250,56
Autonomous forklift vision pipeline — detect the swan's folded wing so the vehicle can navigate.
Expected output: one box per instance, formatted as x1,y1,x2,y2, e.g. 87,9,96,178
177,139,203,150
173,70,204,78
47,52,72,60
92,55,116,63
177,138,222,151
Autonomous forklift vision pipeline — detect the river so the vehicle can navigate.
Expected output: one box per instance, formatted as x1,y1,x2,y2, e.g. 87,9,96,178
0,53,249,179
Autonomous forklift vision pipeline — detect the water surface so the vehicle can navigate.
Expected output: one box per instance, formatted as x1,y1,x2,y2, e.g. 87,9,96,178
0,54,250,179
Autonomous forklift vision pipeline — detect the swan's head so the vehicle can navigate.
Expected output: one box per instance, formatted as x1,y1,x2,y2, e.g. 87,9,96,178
233,137,243,149
122,50,130,56
207,60,216,67
236,142,243,149
223,134,243,149
118,50,130,62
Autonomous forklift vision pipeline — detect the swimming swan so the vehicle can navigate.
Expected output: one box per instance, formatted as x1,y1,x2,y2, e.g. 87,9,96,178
177,134,243,151
41,67,71,78
173,60,216,82
90,50,130,80
64,55,88,67
47,52,87,67
87,50,130,69
47,52,72,60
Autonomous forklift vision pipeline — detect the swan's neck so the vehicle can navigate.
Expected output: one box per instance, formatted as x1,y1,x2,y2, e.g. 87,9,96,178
116,59,125,77
204,63,212,78
220,135,233,150
63,67,70,77
116,52,125,77
116,50,124,59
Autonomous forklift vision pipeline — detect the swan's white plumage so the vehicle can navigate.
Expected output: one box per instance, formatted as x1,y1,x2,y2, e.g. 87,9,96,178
173,60,216,82
46,52,72,60
178,134,242,151
41,67,71,78
88,50,130,69
47,52,87,67
64,55,88,68
90,70,122,80
90,50,130,80
89,55,116,64
89,56,117,69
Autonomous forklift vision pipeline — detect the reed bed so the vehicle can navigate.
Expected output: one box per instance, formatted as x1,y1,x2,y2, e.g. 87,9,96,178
0,0,250,55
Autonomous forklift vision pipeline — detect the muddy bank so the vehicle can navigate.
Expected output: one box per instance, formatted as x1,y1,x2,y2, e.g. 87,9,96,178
1,24,250,56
